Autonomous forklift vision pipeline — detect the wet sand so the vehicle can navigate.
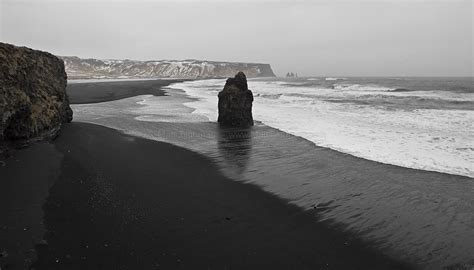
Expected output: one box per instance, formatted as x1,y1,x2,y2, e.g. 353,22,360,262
1,122,410,269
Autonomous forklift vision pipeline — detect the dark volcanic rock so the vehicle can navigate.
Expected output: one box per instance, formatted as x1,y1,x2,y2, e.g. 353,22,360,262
0,42,73,152
217,72,254,127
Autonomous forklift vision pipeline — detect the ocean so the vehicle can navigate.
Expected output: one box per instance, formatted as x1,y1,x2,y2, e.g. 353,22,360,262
171,77,474,178
71,76,474,269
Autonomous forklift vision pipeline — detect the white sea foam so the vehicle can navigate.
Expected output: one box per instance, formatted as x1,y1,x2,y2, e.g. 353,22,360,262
333,83,395,92
170,79,474,178
325,77,346,81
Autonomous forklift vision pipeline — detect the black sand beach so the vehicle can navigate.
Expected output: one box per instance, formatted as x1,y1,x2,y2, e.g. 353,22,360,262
66,79,184,104
1,122,410,270
0,79,413,269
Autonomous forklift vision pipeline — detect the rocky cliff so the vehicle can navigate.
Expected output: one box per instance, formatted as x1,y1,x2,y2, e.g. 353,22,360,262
0,42,73,153
218,72,254,127
61,56,275,79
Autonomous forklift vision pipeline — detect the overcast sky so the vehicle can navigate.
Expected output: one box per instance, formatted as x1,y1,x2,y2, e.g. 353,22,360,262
1,0,472,76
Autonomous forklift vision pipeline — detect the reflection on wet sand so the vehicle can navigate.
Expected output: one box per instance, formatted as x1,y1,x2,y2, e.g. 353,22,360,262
217,126,253,177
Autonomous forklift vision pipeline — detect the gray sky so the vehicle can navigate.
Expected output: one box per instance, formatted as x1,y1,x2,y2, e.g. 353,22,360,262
1,0,472,76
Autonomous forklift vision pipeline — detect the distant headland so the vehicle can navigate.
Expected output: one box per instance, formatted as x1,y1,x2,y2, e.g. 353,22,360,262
61,56,276,79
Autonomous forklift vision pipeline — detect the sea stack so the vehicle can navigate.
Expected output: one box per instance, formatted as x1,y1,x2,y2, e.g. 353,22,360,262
0,42,73,152
217,72,254,127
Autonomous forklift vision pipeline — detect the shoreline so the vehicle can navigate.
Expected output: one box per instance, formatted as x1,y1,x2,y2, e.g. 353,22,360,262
69,80,474,268
252,120,474,180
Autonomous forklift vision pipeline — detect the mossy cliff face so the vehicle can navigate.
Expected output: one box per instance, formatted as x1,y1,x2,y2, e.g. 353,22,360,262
0,42,73,148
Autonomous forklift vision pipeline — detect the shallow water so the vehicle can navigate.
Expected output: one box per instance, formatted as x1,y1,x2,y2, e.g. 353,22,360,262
71,87,474,269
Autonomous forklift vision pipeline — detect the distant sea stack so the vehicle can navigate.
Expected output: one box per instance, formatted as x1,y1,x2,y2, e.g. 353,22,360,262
286,72,298,78
217,72,254,127
0,42,73,153
61,56,276,79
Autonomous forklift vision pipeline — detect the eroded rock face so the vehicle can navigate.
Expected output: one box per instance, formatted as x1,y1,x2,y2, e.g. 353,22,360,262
217,72,254,127
0,42,73,149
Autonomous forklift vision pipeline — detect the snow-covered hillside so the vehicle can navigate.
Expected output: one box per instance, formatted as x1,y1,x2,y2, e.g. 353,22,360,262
61,56,275,79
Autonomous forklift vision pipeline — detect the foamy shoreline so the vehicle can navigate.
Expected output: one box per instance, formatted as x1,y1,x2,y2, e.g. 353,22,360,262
170,78,474,178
